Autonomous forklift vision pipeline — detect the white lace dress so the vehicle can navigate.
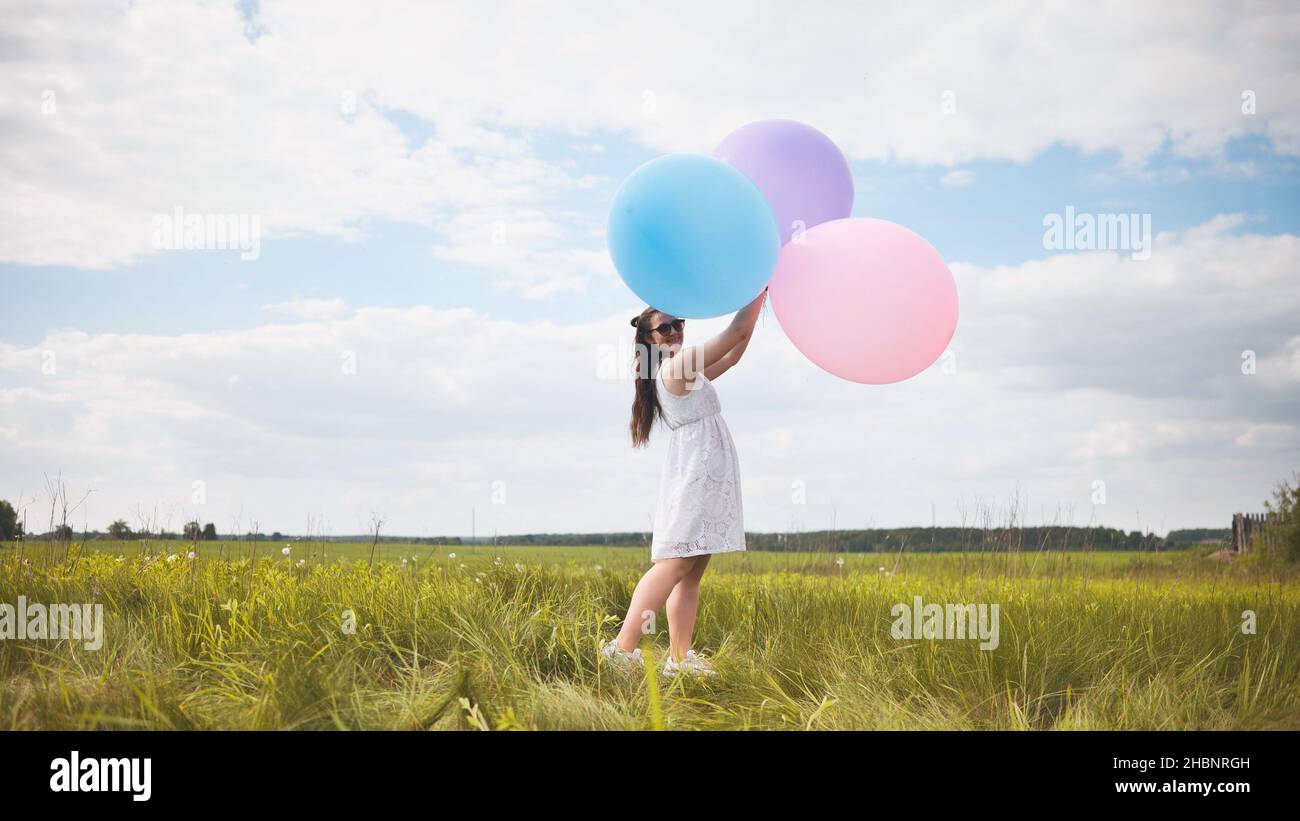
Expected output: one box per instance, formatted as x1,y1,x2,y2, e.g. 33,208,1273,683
650,356,746,561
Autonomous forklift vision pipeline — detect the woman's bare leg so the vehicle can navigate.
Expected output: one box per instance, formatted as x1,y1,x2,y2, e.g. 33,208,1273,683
614,557,695,652
666,554,711,661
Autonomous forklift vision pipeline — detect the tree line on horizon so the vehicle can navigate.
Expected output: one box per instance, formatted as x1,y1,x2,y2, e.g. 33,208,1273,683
0,504,1283,555
5,468,1297,558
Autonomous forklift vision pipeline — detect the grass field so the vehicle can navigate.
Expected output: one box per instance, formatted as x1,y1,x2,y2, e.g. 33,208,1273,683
2,540,1297,730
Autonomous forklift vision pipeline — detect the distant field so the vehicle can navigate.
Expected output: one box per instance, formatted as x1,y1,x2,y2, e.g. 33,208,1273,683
14,538,1257,579
2,541,1297,729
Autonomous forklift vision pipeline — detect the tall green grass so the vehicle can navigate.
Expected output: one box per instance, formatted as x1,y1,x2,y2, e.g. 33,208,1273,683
1,544,1296,729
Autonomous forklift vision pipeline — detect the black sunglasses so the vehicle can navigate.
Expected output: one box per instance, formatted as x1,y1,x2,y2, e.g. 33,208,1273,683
648,318,685,335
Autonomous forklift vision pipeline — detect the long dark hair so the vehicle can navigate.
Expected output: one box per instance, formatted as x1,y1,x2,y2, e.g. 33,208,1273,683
629,306,668,448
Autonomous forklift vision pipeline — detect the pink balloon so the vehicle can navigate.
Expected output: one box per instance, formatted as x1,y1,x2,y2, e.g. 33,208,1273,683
769,218,958,384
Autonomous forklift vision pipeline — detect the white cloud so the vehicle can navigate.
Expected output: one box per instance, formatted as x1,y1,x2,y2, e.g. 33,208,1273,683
0,1,597,291
3,0,1298,284
261,296,350,320
1256,334,1300,389
1235,423,1299,448
940,169,975,188
255,0,1300,171
428,207,617,299
954,214,1300,412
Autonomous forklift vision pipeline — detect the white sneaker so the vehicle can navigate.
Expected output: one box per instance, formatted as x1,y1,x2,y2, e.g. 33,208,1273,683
600,638,643,669
662,649,716,678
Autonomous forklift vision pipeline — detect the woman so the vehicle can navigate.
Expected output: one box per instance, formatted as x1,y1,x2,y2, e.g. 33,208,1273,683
601,287,767,677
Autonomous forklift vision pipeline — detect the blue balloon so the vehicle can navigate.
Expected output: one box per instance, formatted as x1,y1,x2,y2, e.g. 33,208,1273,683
607,153,779,319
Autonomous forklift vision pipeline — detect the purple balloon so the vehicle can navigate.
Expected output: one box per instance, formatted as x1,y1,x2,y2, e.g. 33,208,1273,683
713,119,854,246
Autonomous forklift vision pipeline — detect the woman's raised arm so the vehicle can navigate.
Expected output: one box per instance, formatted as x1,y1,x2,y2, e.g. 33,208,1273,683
663,288,766,387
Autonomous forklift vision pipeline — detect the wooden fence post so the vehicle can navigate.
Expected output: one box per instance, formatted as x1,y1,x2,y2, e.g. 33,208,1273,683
1233,511,1276,554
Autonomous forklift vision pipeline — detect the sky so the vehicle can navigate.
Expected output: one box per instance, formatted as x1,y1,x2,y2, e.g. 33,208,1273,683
2,1,1299,539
